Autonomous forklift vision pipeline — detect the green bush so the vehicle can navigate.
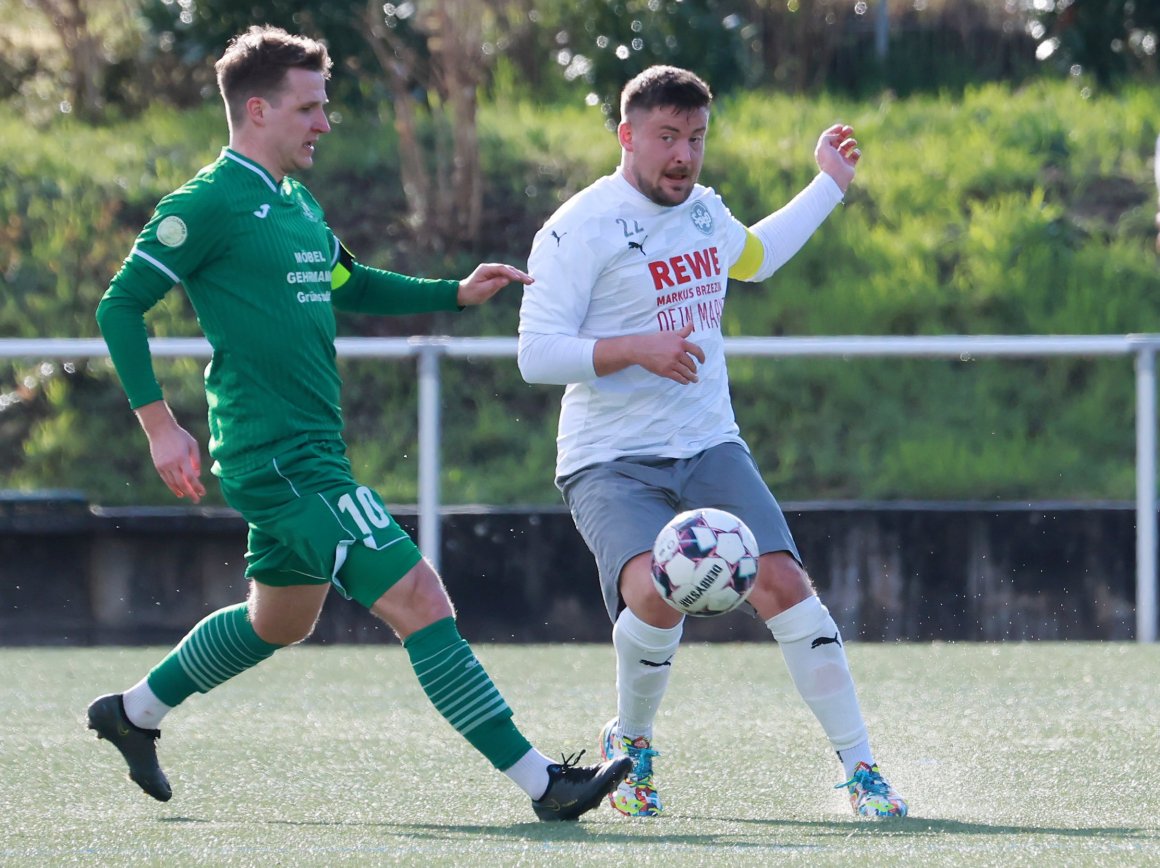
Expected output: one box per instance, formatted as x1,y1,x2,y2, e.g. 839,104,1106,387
2,80,1158,506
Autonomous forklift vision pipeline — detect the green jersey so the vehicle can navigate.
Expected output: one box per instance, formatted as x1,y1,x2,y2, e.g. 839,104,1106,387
97,147,460,477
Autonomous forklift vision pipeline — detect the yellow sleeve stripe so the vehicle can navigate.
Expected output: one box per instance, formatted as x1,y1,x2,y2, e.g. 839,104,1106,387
728,229,764,281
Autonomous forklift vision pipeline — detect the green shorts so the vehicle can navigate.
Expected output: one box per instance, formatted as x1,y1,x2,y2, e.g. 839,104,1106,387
218,439,422,608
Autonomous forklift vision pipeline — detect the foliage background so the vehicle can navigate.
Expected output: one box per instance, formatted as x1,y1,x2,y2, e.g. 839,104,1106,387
1,0,1158,506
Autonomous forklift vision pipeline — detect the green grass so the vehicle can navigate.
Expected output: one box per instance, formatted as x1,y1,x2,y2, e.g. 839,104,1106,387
2,643,1157,865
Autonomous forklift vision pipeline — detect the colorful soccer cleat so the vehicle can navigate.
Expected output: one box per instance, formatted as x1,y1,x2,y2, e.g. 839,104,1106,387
531,751,632,821
836,761,907,818
86,693,172,802
599,717,663,817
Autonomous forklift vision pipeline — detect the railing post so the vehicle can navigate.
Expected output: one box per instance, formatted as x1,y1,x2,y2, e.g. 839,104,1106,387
416,342,442,573
1136,345,1158,642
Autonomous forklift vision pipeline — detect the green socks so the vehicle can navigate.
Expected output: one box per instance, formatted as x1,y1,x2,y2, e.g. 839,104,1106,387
404,617,532,771
143,607,530,773
146,602,281,707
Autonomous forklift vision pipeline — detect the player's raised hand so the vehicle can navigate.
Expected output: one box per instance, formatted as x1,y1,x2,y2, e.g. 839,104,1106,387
815,123,861,194
458,263,534,306
633,320,706,384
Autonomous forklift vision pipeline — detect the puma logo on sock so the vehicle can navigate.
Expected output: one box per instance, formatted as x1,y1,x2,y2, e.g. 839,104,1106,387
639,656,673,668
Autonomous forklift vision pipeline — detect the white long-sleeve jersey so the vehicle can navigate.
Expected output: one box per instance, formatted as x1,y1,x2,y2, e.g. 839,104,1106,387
519,168,842,478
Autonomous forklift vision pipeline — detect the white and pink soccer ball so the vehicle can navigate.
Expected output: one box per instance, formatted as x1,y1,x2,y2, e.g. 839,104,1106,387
650,508,759,617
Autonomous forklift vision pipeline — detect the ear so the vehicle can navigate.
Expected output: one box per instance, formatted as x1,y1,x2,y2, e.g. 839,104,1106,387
617,120,633,152
245,96,267,126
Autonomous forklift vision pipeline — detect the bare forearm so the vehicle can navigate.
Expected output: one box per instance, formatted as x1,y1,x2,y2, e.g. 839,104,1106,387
593,334,643,377
134,399,181,438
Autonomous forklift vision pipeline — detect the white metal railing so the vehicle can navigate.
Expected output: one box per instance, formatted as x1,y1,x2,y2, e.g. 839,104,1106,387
3,334,1158,642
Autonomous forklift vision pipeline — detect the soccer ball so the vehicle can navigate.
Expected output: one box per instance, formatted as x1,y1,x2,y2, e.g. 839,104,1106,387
650,508,759,617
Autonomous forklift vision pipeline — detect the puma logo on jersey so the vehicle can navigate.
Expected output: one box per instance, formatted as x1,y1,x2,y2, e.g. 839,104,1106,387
551,230,567,246
810,632,842,649
628,236,648,255
253,204,271,219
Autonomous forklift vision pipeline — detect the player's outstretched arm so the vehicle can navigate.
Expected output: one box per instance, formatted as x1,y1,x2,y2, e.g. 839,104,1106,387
457,263,533,306
815,123,861,194
134,400,206,504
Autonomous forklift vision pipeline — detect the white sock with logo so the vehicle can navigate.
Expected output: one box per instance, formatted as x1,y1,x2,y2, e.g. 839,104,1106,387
766,595,870,772
613,607,684,740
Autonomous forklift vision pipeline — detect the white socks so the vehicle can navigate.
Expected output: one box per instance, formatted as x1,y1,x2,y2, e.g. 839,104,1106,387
122,678,172,730
503,748,554,799
766,595,872,777
613,607,684,739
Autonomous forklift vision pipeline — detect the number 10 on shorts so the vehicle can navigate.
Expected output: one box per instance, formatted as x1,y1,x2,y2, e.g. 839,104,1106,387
336,486,394,547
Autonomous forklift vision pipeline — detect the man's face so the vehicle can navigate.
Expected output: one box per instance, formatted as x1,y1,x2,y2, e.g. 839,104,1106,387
257,67,331,176
619,104,709,207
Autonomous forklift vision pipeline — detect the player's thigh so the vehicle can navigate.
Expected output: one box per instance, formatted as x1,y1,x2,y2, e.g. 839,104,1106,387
561,458,681,621
682,442,802,561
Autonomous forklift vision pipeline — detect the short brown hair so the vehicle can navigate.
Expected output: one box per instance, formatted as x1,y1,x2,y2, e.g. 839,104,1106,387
214,25,332,126
620,65,713,122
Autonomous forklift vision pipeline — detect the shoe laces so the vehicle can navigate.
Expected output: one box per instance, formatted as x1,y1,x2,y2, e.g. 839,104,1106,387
836,762,888,795
623,739,659,783
552,749,589,780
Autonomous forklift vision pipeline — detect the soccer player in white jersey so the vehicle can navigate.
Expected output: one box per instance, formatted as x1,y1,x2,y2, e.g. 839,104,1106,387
518,65,907,819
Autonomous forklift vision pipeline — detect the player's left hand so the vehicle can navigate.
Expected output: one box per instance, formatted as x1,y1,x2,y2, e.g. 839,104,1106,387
816,123,860,194
458,263,534,306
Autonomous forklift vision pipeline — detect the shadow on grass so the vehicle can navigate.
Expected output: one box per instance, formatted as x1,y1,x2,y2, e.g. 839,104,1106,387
159,813,1158,846
718,815,1158,840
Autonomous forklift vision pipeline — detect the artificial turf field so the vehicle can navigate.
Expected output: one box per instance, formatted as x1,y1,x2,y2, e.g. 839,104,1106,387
1,642,1157,866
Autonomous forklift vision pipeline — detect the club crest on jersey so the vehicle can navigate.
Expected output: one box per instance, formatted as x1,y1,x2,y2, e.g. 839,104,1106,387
690,202,713,236
156,215,188,247
298,196,319,223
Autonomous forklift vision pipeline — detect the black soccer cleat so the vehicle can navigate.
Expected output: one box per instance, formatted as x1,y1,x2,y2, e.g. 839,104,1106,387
86,693,172,802
531,750,632,821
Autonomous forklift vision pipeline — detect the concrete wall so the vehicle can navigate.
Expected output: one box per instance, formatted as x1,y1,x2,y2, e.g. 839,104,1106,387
0,492,1141,645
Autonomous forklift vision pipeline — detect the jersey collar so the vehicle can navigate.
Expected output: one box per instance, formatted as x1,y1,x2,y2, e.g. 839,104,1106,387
221,148,283,195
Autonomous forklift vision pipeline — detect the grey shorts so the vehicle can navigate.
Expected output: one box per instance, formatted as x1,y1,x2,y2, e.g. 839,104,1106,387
558,441,800,621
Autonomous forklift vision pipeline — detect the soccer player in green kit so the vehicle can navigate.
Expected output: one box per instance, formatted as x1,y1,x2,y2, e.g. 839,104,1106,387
85,24,629,821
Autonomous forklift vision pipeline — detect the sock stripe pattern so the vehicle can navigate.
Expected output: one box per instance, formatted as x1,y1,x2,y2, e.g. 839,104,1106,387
409,635,511,734
173,603,279,694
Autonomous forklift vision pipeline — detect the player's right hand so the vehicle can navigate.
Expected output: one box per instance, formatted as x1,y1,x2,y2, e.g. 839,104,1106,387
148,424,206,503
136,402,206,503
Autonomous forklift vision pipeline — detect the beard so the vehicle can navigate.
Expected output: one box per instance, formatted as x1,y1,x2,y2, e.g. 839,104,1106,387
633,166,697,207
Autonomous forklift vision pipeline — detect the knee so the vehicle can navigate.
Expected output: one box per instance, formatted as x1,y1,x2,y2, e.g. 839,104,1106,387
250,612,317,646
370,559,456,637
749,552,814,617
621,553,684,628
247,585,328,646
